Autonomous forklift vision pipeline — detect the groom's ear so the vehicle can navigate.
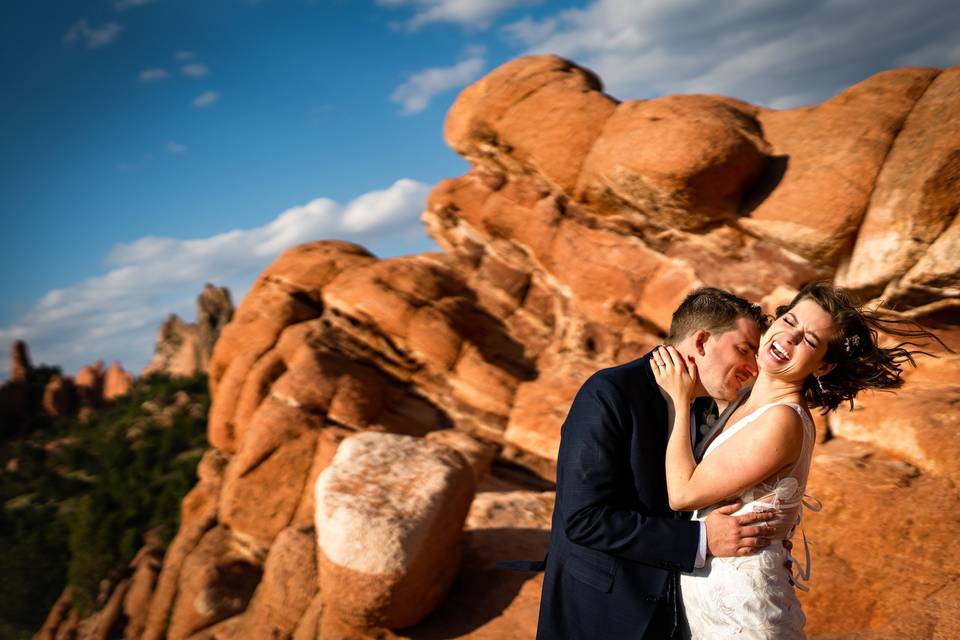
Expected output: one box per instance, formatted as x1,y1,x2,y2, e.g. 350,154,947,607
694,329,709,356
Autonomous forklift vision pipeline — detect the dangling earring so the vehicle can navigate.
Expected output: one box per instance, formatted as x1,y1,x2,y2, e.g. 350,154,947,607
815,376,825,393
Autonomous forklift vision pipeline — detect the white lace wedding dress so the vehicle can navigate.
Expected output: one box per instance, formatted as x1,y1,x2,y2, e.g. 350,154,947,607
681,401,820,639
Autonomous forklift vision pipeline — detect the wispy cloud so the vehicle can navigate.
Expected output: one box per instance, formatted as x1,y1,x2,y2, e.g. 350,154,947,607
166,141,187,154
191,90,220,108
63,20,124,49
138,68,169,82
181,63,209,78
175,51,195,61
114,0,156,10
0,179,434,379
379,0,532,30
502,0,960,108
391,46,486,114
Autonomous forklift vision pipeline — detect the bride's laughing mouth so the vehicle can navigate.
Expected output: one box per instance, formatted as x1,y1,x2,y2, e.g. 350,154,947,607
768,340,791,364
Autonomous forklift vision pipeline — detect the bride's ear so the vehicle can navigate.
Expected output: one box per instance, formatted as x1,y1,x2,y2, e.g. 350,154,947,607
814,361,836,377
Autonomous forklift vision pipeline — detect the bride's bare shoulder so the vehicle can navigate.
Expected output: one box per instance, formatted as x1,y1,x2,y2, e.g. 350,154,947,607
749,404,805,442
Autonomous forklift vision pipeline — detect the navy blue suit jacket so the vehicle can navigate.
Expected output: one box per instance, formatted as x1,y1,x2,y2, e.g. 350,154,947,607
535,352,700,639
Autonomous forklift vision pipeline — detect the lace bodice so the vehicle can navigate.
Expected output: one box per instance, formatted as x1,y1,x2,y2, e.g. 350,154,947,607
680,401,820,639
694,401,818,544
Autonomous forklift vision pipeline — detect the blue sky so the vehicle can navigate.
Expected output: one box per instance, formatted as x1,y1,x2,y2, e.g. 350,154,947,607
2,0,958,379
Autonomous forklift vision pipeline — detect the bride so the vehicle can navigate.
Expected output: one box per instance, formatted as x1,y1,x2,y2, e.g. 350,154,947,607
650,282,939,639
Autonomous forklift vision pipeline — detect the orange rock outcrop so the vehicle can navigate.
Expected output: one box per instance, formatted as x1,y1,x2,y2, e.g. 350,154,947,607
141,284,233,378
41,56,960,640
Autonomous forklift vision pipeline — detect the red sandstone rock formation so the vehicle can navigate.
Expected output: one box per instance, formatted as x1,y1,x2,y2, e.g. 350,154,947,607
316,433,475,633
10,339,31,381
2,341,137,430
43,56,960,640
75,360,105,408
42,374,77,416
103,361,134,400
142,284,234,378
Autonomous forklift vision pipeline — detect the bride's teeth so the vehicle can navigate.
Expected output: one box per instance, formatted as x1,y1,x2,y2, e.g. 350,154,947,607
771,341,788,360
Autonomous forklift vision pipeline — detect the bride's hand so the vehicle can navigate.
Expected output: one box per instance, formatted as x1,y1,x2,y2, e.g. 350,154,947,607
650,345,698,406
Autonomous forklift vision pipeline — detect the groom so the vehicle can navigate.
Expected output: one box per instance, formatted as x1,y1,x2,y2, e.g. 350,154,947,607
535,288,773,639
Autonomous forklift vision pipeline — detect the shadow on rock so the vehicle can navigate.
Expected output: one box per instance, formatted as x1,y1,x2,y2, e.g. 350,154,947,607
403,528,550,639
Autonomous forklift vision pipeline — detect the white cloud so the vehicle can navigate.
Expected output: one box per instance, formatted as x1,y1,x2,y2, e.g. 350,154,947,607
114,0,156,10
63,20,124,49
181,63,209,78
138,68,169,82
192,90,220,108
391,47,486,114
175,51,195,61
166,141,187,154
0,179,434,379
380,0,533,30
502,0,960,108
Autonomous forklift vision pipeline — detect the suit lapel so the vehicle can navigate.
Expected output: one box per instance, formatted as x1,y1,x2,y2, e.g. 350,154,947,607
694,388,752,462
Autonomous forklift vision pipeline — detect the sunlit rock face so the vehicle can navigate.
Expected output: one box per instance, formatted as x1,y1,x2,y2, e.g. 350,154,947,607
43,56,959,640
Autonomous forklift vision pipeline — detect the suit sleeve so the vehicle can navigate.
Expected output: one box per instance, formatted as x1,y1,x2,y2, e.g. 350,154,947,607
557,374,701,572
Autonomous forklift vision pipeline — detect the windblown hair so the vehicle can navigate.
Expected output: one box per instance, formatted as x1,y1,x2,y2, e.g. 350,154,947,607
667,287,769,344
776,282,948,412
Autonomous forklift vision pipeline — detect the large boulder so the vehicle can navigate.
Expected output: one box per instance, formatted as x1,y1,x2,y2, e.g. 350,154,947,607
836,67,960,300
315,432,475,630
445,54,617,194
576,94,770,230
744,68,939,267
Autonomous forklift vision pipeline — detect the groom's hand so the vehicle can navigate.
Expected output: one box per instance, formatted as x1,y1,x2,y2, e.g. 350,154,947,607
704,502,776,557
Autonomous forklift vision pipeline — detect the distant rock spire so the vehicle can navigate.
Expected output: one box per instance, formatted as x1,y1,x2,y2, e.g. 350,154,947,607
142,284,234,377
10,340,32,382
197,284,233,371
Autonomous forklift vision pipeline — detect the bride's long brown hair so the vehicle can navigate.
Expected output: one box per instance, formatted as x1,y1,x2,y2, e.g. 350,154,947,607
775,282,949,412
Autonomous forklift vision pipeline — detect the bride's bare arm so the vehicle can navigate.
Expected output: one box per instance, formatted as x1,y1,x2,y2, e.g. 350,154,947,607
652,346,803,511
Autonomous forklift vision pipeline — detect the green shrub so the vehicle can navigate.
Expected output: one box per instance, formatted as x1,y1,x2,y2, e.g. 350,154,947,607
0,372,210,632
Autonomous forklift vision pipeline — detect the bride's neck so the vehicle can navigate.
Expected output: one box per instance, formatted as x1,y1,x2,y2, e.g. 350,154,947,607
747,372,803,405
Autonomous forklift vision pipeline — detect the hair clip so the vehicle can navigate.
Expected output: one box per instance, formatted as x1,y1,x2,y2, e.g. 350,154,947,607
844,334,861,354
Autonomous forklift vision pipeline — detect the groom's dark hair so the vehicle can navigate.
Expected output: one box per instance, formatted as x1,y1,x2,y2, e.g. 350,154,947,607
666,288,767,344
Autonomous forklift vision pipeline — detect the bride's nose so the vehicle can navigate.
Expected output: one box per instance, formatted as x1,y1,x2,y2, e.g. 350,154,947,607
783,328,804,344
